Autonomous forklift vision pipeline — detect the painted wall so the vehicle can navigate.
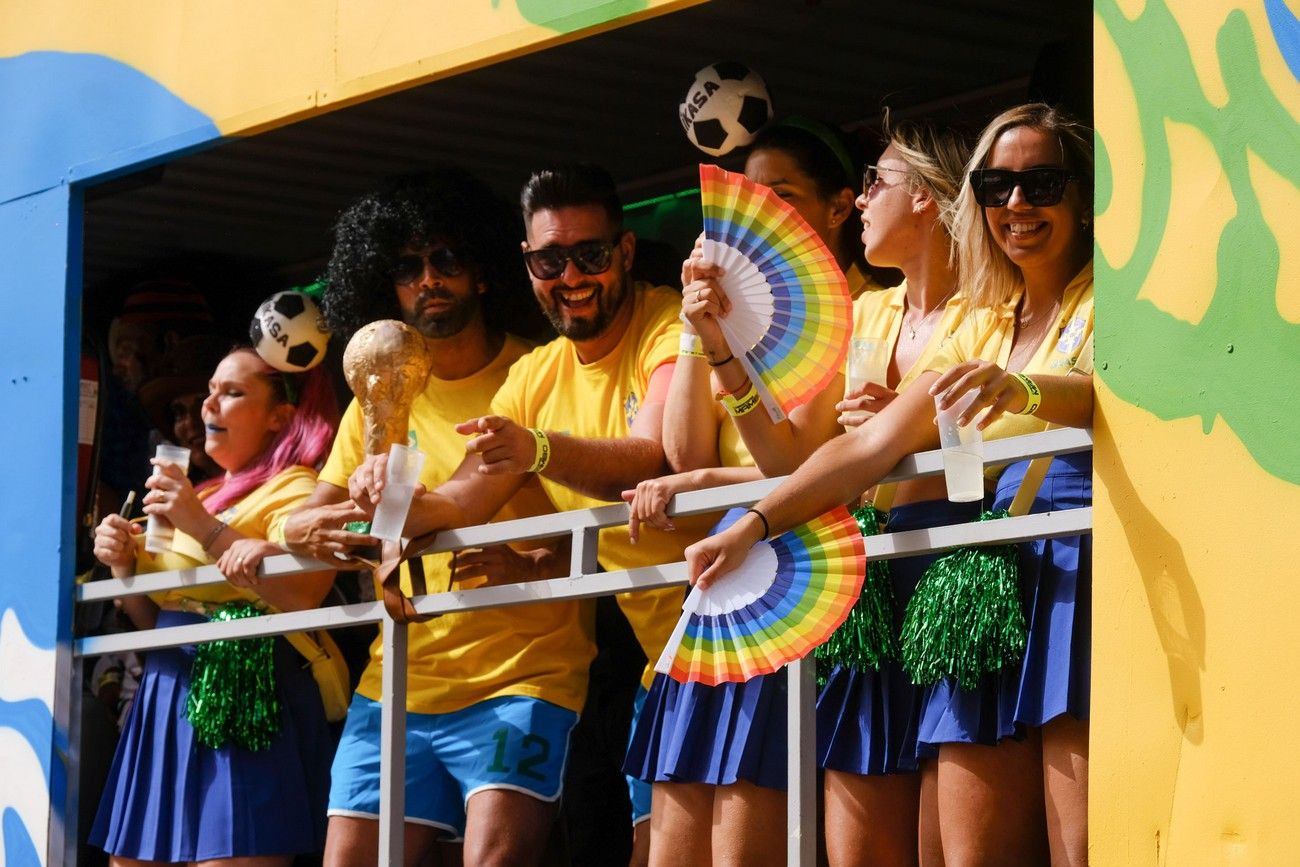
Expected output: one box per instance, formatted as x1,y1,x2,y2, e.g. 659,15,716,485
0,3,700,864
1093,0,1300,862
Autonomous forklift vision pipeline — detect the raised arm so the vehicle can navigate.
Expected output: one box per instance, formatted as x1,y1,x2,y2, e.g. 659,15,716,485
662,330,725,472
683,264,845,476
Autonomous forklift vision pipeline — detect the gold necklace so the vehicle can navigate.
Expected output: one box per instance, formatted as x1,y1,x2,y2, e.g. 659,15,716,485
904,287,959,340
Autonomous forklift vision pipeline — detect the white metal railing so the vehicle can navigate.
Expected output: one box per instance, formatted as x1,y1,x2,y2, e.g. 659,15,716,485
64,426,1094,866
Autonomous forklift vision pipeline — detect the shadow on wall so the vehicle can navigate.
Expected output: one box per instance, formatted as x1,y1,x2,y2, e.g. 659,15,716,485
1094,402,1205,744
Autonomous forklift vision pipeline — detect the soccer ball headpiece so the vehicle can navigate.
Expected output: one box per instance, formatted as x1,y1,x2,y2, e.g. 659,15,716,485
679,61,774,157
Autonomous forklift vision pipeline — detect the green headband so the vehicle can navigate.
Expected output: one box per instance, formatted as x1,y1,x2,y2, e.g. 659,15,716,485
773,116,857,189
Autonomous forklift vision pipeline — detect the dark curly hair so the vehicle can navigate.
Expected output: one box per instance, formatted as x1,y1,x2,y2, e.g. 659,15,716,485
323,168,541,340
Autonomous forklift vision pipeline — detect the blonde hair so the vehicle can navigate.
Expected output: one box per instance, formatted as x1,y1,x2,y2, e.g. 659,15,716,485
878,112,973,279
952,103,1094,310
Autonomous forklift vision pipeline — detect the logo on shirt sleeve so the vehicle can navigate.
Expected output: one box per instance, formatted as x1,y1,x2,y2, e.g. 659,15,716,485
1056,317,1087,355
624,391,640,427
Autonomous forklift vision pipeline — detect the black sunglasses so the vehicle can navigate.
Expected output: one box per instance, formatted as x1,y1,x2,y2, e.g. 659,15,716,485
968,167,1078,208
523,237,620,281
862,164,911,195
390,247,466,284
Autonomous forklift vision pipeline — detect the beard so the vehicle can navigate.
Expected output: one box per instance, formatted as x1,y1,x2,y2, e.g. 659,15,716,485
403,287,479,339
540,272,629,341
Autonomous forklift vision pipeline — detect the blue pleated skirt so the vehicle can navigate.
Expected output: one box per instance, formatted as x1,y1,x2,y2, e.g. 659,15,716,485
816,498,982,775
622,508,788,791
916,452,1092,750
90,609,333,861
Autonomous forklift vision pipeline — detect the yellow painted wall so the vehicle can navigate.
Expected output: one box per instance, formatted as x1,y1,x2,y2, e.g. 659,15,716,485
0,0,705,136
1093,0,1300,861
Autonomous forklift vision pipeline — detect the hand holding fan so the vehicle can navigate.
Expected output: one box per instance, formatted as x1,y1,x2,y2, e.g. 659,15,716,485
699,163,853,422
655,505,867,685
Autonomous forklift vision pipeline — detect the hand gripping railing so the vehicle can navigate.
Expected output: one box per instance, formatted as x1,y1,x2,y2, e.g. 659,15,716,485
67,427,1093,866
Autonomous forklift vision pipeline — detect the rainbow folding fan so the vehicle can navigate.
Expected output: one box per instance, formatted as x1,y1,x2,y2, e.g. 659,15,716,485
699,163,853,422
655,505,868,685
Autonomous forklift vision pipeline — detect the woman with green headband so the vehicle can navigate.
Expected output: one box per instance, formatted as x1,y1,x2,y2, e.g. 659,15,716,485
623,118,881,866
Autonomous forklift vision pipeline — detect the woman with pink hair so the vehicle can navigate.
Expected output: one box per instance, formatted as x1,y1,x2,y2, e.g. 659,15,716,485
90,346,340,866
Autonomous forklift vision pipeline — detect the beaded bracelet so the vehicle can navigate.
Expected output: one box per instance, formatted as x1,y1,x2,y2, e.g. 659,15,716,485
1011,372,1042,416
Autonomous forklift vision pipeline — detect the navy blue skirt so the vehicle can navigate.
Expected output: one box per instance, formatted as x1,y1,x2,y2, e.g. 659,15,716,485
817,498,982,775
623,508,788,791
90,609,333,861
916,452,1092,750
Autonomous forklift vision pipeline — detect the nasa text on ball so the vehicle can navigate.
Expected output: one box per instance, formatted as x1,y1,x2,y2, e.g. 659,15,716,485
680,61,773,158
250,290,331,372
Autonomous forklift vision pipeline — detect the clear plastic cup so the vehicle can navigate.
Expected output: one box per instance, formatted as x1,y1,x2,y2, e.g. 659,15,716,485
934,391,984,503
370,443,427,542
843,337,888,424
144,443,192,553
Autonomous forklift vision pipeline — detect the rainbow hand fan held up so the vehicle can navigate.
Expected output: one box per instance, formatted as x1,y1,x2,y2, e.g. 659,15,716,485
656,506,867,686
699,163,853,422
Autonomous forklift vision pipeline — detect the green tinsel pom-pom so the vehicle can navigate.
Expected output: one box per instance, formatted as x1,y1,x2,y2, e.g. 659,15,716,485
899,510,1027,690
185,602,282,752
814,503,896,686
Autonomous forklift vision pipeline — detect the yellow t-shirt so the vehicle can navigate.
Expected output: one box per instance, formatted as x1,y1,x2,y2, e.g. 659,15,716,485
320,335,595,714
492,284,712,688
142,465,319,608
927,262,1095,451
849,279,968,395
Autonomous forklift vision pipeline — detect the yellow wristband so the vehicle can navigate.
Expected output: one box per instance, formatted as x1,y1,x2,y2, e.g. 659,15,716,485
719,381,762,417
527,427,551,472
679,332,706,358
1011,373,1042,415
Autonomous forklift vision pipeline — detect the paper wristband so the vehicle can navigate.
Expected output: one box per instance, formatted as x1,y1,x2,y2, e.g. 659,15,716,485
679,332,706,358
720,382,762,417
1012,373,1042,415
527,427,552,472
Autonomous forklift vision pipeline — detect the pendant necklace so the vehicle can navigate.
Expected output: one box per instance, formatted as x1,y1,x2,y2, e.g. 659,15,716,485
905,286,959,340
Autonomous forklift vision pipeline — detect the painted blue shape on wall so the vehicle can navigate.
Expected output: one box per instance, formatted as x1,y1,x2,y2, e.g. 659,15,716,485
0,51,219,204
3,806,41,867
1266,0,1300,81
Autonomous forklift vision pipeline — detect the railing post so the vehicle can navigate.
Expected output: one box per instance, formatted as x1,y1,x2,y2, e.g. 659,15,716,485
378,613,408,867
571,526,600,576
786,657,816,865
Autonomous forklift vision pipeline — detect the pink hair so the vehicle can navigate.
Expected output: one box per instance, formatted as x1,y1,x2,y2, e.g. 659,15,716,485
198,349,339,515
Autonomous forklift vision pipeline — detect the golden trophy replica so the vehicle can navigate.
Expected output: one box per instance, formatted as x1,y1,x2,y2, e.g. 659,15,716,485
342,320,432,541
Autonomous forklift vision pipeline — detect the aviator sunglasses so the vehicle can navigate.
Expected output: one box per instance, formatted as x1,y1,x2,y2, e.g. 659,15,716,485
389,247,466,284
522,237,621,281
968,167,1078,208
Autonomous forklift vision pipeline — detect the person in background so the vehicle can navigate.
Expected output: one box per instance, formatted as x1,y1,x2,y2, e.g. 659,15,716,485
89,346,339,865
139,334,233,484
622,118,875,866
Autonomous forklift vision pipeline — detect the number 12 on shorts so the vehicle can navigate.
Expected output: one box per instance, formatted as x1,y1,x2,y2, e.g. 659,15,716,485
487,728,551,781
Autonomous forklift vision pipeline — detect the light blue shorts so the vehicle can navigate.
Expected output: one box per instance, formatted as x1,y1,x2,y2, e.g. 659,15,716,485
627,685,652,825
328,694,578,839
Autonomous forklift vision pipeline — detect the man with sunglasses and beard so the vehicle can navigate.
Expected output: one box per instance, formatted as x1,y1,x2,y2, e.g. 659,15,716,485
344,164,717,861
284,170,596,867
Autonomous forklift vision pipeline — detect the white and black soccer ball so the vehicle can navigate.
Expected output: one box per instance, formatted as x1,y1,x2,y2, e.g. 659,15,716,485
679,61,773,157
249,290,330,372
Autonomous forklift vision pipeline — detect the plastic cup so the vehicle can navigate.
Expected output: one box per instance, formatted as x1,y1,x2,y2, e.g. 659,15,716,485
144,443,192,553
934,391,984,503
843,338,888,424
369,443,427,542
